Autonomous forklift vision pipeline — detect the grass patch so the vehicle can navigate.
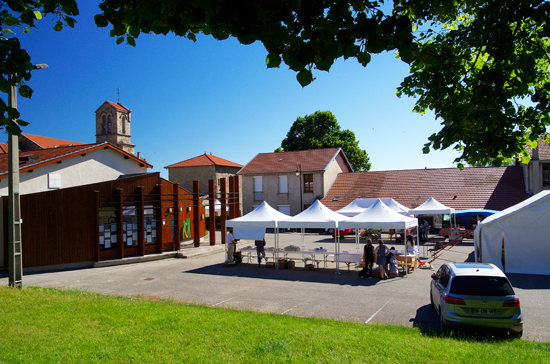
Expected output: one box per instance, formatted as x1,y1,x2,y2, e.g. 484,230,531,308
0,286,548,363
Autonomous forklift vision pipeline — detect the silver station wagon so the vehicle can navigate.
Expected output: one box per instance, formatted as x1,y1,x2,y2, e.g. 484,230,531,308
430,262,523,338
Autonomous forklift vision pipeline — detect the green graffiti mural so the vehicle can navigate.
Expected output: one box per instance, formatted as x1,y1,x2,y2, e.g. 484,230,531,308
182,218,191,239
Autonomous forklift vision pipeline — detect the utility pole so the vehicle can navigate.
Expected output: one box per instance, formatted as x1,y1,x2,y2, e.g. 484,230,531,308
8,64,48,288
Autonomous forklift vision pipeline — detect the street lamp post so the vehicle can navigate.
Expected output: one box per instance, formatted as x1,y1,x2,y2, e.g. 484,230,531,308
8,64,48,288
295,164,303,213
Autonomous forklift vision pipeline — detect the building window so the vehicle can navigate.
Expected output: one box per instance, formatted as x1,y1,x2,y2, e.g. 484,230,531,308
102,115,106,134
107,115,112,133
122,116,126,134
279,175,288,194
278,205,290,215
253,176,263,201
303,174,313,193
543,164,550,186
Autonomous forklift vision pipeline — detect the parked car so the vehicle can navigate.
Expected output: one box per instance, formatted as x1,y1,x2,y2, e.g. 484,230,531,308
332,228,353,238
430,262,523,338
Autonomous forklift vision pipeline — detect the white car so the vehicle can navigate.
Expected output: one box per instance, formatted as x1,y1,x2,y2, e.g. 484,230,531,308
430,262,523,338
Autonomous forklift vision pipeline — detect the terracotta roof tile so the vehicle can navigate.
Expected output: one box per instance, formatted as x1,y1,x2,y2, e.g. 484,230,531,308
0,142,152,179
0,143,8,154
165,153,243,168
238,148,351,174
21,133,86,149
106,101,130,112
320,165,529,212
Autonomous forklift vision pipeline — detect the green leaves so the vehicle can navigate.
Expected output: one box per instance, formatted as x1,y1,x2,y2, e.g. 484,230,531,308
297,69,313,87
95,14,108,28
396,0,550,166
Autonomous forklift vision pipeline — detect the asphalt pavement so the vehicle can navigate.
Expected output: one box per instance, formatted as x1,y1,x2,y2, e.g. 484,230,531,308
1,231,548,342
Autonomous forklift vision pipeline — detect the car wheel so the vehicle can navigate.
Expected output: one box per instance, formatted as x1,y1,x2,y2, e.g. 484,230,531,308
430,290,435,309
510,330,523,339
439,310,447,333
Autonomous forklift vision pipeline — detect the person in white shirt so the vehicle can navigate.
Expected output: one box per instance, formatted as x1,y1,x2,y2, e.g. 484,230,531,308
226,228,236,261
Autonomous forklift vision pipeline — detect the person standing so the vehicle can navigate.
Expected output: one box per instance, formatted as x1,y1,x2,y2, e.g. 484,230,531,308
226,228,236,262
374,239,389,280
255,239,266,267
358,239,375,279
422,219,430,242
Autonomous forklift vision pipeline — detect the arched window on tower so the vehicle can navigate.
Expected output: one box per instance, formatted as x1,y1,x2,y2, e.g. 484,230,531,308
122,116,126,134
102,115,106,134
107,115,112,133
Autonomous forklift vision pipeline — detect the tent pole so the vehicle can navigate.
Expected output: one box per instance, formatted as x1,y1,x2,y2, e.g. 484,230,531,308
335,224,340,274
301,227,305,249
275,223,279,270
355,229,359,252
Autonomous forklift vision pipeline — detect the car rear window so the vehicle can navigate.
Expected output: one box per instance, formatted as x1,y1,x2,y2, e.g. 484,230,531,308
450,276,515,296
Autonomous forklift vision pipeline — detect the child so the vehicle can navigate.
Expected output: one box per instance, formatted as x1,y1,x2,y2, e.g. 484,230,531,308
389,246,399,276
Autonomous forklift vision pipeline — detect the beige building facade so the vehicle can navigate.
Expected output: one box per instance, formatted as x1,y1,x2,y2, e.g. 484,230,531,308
522,136,550,195
238,148,353,216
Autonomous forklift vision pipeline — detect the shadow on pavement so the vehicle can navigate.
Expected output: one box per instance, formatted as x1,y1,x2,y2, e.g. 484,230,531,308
412,305,521,341
183,262,406,287
506,273,550,290
410,304,439,331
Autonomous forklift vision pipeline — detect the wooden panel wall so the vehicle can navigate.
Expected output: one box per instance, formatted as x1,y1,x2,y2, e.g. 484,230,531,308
2,173,206,269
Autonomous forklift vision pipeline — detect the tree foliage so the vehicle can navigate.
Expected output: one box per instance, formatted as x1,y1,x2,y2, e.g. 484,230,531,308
95,0,416,87
0,0,78,134
395,0,550,168
277,111,371,171
2,0,550,168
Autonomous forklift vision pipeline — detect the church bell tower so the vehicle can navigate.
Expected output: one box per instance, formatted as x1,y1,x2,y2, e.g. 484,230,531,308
95,101,135,155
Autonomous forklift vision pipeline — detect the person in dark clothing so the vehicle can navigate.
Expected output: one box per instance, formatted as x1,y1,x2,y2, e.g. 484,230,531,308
254,239,266,267
358,239,375,278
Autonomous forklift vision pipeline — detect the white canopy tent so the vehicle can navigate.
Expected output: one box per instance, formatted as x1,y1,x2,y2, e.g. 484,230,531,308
214,199,229,213
226,201,290,264
278,199,348,273
340,199,419,276
340,199,418,230
407,197,455,216
474,191,550,275
408,196,456,233
337,197,410,217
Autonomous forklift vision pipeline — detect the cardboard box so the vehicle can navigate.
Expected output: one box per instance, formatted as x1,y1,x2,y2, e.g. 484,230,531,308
287,260,295,269
224,261,236,267
305,263,315,270
278,259,287,269
266,262,275,268
372,267,380,278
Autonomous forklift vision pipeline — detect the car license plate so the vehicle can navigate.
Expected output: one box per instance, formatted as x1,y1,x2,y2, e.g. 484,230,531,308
471,308,496,314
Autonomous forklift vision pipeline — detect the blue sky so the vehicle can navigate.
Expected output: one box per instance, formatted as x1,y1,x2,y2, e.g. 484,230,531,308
10,1,461,179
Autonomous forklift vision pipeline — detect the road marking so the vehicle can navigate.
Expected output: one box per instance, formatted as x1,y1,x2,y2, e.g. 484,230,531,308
365,296,395,324
281,304,301,315
212,297,236,307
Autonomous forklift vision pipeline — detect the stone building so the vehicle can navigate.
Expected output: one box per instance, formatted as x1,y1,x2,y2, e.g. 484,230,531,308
165,152,243,204
95,101,135,155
